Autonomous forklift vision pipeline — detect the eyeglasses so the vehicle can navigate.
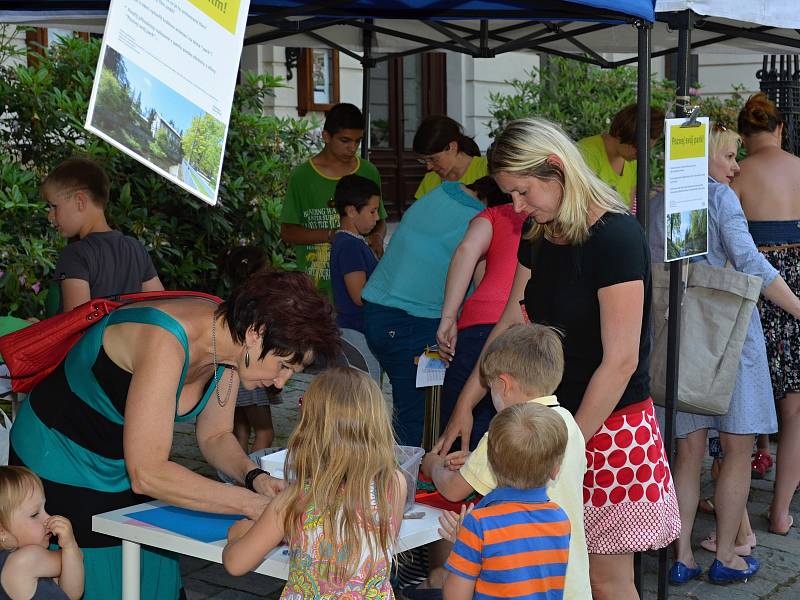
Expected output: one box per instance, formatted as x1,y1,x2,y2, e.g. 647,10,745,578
713,122,728,132
416,149,448,166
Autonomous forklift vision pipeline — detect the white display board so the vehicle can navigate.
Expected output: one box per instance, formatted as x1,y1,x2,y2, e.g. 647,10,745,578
663,116,709,262
85,0,250,205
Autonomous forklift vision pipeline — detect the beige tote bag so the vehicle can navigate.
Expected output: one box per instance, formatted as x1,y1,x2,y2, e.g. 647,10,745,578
650,262,762,415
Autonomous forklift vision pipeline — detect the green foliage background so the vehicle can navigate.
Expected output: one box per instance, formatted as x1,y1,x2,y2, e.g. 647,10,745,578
486,57,748,184
0,31,751,320
0,28,318,318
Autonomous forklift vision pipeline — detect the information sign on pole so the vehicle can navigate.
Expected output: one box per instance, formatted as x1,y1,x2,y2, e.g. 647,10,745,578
663,116,709,261
85,0,250,205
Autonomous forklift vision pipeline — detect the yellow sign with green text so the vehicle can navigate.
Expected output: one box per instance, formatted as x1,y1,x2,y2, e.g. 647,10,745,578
188,0,240,34
669,123,707,160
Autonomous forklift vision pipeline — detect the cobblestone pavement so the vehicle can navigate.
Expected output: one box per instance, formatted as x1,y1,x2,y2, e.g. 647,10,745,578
165,375,800,599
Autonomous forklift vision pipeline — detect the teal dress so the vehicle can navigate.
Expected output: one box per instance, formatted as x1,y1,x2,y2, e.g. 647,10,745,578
10,307,223,600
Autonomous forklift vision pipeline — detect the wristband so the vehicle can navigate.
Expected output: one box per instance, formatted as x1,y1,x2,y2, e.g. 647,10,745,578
244,468,270,491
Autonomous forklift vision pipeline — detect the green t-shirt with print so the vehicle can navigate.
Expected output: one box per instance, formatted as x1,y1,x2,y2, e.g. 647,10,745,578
280,157,385,298
577,134,636,208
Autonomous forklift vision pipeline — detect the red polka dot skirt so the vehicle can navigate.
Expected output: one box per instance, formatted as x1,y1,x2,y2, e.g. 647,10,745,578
583,398,681,554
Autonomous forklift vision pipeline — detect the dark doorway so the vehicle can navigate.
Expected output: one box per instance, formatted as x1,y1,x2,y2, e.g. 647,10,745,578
369,52,447,220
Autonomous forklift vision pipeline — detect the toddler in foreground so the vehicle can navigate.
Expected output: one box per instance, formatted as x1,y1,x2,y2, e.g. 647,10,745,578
223,367,406,598
0,466,83,600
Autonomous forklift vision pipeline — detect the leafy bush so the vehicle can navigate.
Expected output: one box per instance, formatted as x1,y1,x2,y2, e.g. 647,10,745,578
487,58,751,185
695,84,748,129
487,57,676,141
0,28,318,318
487,57,676,184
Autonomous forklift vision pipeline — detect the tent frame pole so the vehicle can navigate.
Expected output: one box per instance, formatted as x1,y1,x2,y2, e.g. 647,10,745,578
632,22,652,598
361,19,373,159
659,10,695,600
635,21,651,230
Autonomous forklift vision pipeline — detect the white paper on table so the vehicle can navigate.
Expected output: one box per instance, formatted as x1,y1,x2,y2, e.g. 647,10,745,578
415,353,446,388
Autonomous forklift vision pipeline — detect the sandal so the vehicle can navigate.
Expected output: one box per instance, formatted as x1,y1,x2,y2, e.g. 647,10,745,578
752,450,774,479
698,496,715,514
699,532,756,556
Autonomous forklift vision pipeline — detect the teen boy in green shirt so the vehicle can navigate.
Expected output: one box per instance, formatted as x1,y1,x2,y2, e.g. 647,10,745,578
280,103,387,298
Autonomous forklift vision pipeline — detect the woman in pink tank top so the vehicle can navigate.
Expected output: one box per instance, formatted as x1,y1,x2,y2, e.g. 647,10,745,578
436,196,526,449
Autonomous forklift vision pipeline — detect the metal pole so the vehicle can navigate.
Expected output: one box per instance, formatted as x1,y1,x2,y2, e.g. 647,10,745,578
657,9,694,600
636,22,651,230
633,23,652,596
361,20,373,159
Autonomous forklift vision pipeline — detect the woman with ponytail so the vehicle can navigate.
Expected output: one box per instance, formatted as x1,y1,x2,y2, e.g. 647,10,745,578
413,116,488,199
732,92,800,537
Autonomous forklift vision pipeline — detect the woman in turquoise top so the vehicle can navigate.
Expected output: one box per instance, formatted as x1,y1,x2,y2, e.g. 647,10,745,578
363,178,505,446
9,271,340,600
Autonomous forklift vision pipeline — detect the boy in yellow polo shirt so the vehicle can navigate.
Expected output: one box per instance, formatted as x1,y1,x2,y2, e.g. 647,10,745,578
411,324,590,600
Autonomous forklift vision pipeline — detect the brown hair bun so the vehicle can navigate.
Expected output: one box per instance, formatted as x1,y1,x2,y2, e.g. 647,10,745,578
737,92,782,136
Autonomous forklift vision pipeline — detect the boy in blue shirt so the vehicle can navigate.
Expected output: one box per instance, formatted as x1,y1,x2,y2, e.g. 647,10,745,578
330,174,381,381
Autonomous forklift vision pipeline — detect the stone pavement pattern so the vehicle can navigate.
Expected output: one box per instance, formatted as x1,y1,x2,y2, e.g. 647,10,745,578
167,375,800,599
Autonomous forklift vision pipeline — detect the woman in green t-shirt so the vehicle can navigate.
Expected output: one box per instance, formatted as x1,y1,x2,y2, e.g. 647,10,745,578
413,116,489,199
576,104,664,211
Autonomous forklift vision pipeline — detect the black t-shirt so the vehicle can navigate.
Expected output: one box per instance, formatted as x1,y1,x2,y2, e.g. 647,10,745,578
517,211,652,415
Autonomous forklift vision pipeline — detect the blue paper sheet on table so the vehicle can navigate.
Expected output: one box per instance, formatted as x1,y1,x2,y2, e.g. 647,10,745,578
125,505,245,543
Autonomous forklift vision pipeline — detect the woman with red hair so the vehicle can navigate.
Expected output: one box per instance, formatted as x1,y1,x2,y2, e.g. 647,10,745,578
10,270,340,600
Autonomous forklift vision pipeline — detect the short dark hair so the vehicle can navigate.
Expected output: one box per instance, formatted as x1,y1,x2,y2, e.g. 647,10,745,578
412,115,481,157
488,402,567,489
465,176,510,207
333,175,381,217
324,103,364,135
223,246,268,289
216,270,340,365
609,104,666,146
41,156,111,208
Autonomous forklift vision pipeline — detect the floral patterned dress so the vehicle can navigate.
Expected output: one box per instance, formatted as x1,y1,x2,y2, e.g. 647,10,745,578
280,486,396,600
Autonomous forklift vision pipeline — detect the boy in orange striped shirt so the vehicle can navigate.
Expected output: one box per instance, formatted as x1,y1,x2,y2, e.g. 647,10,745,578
443,402,570,600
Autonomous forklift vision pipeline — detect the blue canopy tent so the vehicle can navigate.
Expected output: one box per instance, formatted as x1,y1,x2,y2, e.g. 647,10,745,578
0,1,681,597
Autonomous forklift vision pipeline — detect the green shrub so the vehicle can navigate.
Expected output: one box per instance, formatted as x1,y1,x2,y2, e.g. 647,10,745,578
487,58,751,185
695,84,748,130
487,57,676,184
0,28,318,318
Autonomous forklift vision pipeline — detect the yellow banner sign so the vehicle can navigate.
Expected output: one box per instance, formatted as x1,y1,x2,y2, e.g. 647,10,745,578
188,0,240,34
669,123,707,160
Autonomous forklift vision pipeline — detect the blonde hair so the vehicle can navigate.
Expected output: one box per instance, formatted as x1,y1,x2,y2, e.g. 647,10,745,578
281,367,400,582
709,125,741,161
491,117,629,244
488,403,568,489
0,467,44,534
479,323,564,398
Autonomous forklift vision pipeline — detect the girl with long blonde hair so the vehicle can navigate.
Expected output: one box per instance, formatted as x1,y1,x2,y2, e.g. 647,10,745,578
223,367,406,599
439,117,680,600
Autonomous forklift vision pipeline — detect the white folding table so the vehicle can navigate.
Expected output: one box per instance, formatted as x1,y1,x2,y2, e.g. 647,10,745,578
93,500,442,600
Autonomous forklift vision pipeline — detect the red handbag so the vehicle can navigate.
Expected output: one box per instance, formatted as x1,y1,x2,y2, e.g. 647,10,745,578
0,291,220,393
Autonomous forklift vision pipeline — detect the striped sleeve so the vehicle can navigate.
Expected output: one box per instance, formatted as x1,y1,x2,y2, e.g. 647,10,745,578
445,512,484,580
